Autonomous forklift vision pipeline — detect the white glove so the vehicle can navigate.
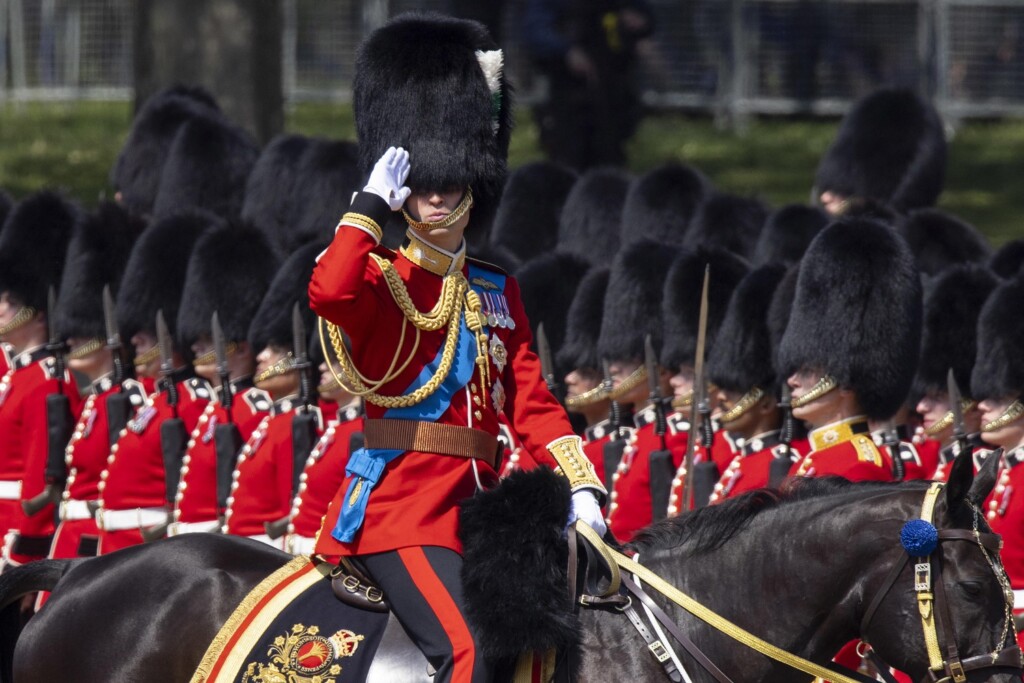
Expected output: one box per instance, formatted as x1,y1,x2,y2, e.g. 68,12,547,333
363,146,412,211
568,489,607,538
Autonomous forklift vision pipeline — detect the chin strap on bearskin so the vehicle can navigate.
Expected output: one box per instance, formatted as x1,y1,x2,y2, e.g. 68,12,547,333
458,467,581,662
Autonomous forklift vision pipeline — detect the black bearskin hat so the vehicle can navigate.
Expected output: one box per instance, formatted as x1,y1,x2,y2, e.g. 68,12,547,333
117,209,220,340
684,192,769,259
354,12,513,228
490,161,577,263
620,162,710,249
291,139,362,254
248,240,324,353
0,191,79,312
778,219,923,420
54,202,146,340
177,221,281,348
814,88,946,212
660,247,749,369
766,263,800,369
557,267,609,372
241,133,312,256
152,113,259,221
110,85,221,217
708,264,787,394
557,167,631,267
989,239,1024,279
972,278,1024,401
915,264,998,399
0,190,12,229
898,209,991,277
752,204,829,266
515,252,591,367
597,240,679,363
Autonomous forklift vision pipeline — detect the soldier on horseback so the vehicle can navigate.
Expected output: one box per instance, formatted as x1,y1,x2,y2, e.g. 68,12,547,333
307,13,606,683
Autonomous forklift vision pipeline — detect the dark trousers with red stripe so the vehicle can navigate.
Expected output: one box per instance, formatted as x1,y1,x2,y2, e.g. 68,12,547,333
362,546,491,683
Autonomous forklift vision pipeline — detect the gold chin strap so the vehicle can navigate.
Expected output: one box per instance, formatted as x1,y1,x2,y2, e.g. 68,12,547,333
254,353,296,385
192,342,237,368
983,400,1024,433
133,345,161,367
718,387,765,425
317,376,343,396
68,338,104,360
607,365,647,401
402,187,474,232
565,384,609,409
916,483,945,673
924,399,976,438
791,375,838,409
0,306,37,336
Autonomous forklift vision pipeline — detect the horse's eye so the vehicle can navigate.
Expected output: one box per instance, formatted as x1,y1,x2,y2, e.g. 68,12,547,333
958,581,982,598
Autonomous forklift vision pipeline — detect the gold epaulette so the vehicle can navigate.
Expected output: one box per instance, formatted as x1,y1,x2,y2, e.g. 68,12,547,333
547,435,605,494
340,211,383,243
851,434,883,467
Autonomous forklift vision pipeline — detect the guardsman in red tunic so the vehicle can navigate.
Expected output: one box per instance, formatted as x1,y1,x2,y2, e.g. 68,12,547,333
0,192,83,567
909,264,999,482
705,265,807,505
224,242,323,549
782,219,921,483
168,221,278,537
308,16,606,683
96,211,217,553
287,347,363,556
971,277,1024,647
657,248,747,517
49,202,146,559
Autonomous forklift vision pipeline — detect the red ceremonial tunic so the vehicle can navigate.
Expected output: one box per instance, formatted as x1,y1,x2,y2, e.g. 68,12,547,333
869,425,939,481
790,417,892,482
309,197,578,557
172,381,272,529
606,405,687,542
223,397,305,537
97,377,211,553
582,419,615,484
51,376,145,559
984,447,1024,649
708,431,809,504
289,401,363,541
0,346,83,563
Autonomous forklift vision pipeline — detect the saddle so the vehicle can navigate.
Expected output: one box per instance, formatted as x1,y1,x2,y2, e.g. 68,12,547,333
330,557,389,613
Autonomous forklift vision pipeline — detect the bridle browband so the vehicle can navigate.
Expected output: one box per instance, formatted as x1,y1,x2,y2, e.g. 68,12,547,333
859,483,1021,683
573,482,1022,683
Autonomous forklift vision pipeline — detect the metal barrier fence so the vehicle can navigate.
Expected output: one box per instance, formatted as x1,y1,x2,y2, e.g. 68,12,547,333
1,0,1023,119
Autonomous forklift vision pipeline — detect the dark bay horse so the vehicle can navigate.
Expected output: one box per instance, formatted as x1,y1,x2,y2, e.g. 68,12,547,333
0,451,1018,682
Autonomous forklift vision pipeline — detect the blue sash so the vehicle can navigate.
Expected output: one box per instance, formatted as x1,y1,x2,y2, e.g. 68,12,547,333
332,264,506,543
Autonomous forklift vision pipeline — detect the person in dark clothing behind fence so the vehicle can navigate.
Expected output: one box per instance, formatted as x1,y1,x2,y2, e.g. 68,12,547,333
522,0,654,170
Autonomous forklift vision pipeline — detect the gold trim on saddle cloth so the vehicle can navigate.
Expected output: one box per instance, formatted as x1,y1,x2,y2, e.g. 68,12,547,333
190,556,331,683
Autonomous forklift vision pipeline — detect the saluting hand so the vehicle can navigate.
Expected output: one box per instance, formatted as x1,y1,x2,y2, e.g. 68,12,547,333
364,146,412,211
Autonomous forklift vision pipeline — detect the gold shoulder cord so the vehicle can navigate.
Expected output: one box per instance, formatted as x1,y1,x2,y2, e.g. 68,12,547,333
320,254,490,409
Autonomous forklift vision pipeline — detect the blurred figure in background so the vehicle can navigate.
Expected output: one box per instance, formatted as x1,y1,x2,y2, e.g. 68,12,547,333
522,0,654,170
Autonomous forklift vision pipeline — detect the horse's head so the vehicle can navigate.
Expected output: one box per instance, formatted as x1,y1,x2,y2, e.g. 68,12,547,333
861,450,1022,682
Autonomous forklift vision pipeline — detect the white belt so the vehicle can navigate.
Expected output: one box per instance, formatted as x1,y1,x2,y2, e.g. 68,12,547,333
288,535,316,556
96,507,167,531
243,534,286,551
0,480,23,501
167,519,222,536
59,499,96,521
1014,589,1024,611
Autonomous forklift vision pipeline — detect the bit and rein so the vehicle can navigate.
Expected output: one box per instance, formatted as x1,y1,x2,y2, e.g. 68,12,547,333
573,481,1021,683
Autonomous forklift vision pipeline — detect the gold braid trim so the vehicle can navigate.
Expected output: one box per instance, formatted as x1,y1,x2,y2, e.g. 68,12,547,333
791,374,838,409
983,400,1024,433
718,386,765,425
371,253,465,332
607,365,647,401
340,212,383,242
547,435,606,493
565,383,609,409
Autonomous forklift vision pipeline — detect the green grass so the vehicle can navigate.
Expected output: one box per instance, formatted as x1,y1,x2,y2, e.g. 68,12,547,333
2,100,1023,244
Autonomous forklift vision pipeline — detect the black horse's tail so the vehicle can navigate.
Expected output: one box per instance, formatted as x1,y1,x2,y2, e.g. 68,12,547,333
0,559,78,683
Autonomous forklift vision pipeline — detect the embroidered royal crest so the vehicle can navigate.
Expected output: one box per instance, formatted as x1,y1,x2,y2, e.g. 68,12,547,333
491,377,506,413
488,335,507,373
242,623,363,683
471,276,500,291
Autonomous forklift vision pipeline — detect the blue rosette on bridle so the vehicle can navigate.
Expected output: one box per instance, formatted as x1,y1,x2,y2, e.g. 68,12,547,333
900,519,939,557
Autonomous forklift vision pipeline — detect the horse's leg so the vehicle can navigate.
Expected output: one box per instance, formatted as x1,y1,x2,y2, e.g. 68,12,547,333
14,535,288,683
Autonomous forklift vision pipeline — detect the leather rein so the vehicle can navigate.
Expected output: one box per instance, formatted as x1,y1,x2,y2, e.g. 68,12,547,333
572,482,1023,683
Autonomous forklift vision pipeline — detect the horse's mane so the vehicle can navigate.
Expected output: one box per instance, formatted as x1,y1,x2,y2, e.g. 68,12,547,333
631,477,932,555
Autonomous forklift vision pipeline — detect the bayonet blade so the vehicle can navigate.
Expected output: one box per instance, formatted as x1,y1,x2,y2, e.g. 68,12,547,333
537,323,556,392
212,311,229,377
103,285,120,350
683,266,711,512
47,286,59,345
155,309,174,376
644,334,660,401
948,368,967,441
292,304,308,365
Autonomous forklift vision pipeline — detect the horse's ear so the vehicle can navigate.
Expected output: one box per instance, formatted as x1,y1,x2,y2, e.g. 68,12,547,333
945,446,976,511
967,447,1003,506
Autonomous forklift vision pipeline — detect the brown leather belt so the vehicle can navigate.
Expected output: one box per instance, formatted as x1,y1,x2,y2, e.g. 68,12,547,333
363,419,498,469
